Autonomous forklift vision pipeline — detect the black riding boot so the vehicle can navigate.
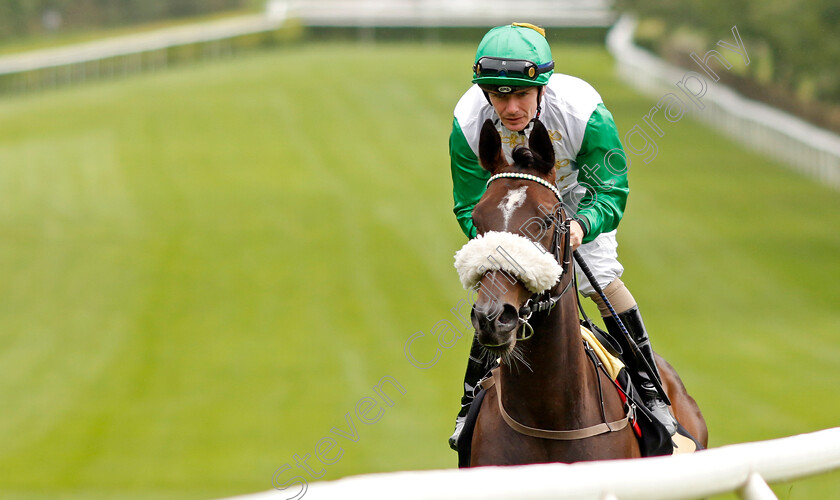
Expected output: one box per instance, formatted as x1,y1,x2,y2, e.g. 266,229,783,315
602,306,678,436
449,335,495,451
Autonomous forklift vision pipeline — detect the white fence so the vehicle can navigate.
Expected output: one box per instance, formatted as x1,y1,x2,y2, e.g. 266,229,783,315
231,427,840,499
0,8,289,94
0,13,285,75
285,0,614,27
606,15,840,190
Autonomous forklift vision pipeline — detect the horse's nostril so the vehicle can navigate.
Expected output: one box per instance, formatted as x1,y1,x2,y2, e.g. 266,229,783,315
471,304,486,332
496,303,519,331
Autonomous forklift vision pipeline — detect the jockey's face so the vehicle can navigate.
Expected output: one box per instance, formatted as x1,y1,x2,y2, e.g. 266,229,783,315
486,86,542,132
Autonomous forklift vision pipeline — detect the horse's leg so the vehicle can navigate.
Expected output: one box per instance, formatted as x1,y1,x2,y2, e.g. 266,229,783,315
656,353,709,448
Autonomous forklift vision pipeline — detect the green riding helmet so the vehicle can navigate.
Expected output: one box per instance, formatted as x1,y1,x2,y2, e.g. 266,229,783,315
472,23,555,90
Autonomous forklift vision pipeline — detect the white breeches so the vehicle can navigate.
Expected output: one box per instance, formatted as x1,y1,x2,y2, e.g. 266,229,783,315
574,229,624,297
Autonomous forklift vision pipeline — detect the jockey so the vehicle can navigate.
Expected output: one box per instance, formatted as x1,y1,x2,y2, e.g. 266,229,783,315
448,23,677,450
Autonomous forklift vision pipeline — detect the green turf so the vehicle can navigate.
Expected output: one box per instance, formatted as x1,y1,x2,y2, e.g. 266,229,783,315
0,41,837,499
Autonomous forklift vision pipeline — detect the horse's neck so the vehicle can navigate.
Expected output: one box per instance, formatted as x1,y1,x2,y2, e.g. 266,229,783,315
499,285,597,423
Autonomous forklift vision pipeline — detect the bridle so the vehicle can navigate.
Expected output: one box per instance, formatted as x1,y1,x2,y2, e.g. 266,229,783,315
484,171,574,341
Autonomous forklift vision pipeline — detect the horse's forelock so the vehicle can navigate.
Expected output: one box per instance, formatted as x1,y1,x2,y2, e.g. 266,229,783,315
511,145,534,168
512,145,552,175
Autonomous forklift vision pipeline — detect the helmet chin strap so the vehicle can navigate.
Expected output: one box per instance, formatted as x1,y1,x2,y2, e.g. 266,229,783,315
525,87,545,134
535,85,549,121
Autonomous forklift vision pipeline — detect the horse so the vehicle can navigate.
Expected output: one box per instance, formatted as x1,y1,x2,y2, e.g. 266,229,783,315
460,118,708,466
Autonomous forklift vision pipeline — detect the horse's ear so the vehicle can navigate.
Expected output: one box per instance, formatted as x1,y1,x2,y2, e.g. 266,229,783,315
478,119,507,173
528,119,555,174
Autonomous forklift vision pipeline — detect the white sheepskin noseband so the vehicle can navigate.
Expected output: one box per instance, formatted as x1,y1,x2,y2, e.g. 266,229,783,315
454,231,562,294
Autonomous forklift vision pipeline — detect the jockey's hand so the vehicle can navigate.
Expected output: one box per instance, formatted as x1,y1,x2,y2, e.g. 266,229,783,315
570,220,584,250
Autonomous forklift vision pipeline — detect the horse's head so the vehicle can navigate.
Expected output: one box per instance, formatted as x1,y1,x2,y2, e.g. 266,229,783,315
455,118,567,357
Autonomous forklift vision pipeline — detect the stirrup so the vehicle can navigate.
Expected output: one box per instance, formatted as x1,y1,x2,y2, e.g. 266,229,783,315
642,385,677,436
448,415,466,451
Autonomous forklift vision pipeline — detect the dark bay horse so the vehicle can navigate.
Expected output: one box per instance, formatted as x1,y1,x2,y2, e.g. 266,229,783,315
462,118,707,466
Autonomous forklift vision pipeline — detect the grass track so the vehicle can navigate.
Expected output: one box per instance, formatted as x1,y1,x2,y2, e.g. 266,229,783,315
0,41,837,499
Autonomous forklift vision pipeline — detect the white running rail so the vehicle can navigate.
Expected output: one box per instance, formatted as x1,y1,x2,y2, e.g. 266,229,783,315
606,14,840,190
0,13,285,75
0,5,288,94
232,427,840,500
284,0,615,27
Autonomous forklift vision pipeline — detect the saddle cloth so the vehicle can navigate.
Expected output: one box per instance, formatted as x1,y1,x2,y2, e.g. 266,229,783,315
580,325,624,380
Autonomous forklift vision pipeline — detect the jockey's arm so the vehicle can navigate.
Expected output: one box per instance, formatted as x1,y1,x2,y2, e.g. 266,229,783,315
574,103,629,244
450,117,489,239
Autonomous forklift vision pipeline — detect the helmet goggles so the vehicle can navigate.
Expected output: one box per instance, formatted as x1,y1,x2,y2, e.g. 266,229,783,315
473,57,555,81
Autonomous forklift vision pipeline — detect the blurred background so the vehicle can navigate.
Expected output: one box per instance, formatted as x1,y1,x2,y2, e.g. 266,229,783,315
0,1,837,499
